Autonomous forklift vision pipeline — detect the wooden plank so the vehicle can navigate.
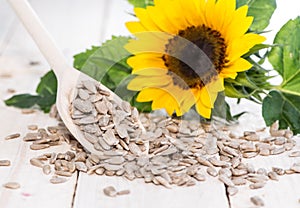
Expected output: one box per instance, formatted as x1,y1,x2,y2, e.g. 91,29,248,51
0,102,78,208
74,174,229,208
226,99,300,208
229,144,300,208
0,0,16,54
0,1,109,207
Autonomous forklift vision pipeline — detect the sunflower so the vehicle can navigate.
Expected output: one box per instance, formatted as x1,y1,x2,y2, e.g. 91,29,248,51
125,0,265,118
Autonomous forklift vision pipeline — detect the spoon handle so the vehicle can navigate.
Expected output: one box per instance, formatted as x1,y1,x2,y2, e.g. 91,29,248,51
7,0,69,78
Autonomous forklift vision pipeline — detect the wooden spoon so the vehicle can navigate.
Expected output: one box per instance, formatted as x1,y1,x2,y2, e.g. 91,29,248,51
8,0,145,154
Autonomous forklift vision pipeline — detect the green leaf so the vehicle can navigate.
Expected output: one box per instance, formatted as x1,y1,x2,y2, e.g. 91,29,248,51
4,70,57,113
4,94,40,109
127,0,153,8
212,93,245,123
36,70,57,96
268,17,300,96
237,0,276,31
73,46,99,70
74,36,132,89
224,82,249,98
262,91,300,134
243,44,272,58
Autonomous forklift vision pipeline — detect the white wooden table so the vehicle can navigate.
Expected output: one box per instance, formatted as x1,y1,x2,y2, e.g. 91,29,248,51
0,1,299,207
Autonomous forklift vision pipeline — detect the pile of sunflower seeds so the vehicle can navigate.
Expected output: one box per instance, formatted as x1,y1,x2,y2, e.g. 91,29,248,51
70,80,148,155
20,104,300,195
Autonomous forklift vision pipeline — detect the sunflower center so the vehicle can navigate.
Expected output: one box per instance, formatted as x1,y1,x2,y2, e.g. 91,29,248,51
163,25,227,89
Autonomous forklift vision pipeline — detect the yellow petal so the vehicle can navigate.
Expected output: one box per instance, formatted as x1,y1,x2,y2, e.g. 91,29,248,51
195,99,212,118
147,6,178,34
136,87,165,102
127,53,166,72
222,5,252,42
133,67,168,76
125,32,172,54
134,7,161,32
151,91,179,115
194,0,207,26
156,0,189,31
213,0,236,33
127,75,171,90
126,22,147,34
227,33,266,62
223,58,252,74
178,0,203,26
199,78,223,108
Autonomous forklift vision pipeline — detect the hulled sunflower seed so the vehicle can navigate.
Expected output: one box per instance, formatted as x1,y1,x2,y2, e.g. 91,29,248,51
103,186,117,197
289,151,300,157
42,165,51,175
249,182,266,189
0,160,11,166
5,133,21,140
250,196,264,207
30,158,44,168
3,182,20,189
117,189,131,196
207,167,218,177
50,176,67,184
227,186,238,196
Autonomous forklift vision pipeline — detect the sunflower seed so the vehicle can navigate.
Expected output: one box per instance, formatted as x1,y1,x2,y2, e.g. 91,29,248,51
128,142,142,156
42,165,51,175
30,158,44,168
82,80,97,94
290,165,300,173
249,182,266,189
117,189,131,196
208,157,229,167
274,137,286,145
75,162,88,172
21,109,35,114
222,146,239,157
193,173,206,181
207,167,218,177
55,170,73,177
196,156,213,167
232,177,247,186
219,175,234,187
227,186,238,196
155,176,172,188
5,133,21,140
115,124,129,139
104,164,123,171
289,151,300,157
105,156,125,165
0,160,11,166
103,186,117,197
250,196,264,207
30,144,50,150
259,148,270,156
268,171,279,181
272,167,285,176
50,176,67,184
270,147,285,155
3,182,20,189
103,129,118,146
78,89,90,100
73,99,93,113
242,151,258,158
232,168,248,177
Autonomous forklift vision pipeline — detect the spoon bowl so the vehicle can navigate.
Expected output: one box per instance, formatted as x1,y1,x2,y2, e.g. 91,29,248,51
8,0,146,155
